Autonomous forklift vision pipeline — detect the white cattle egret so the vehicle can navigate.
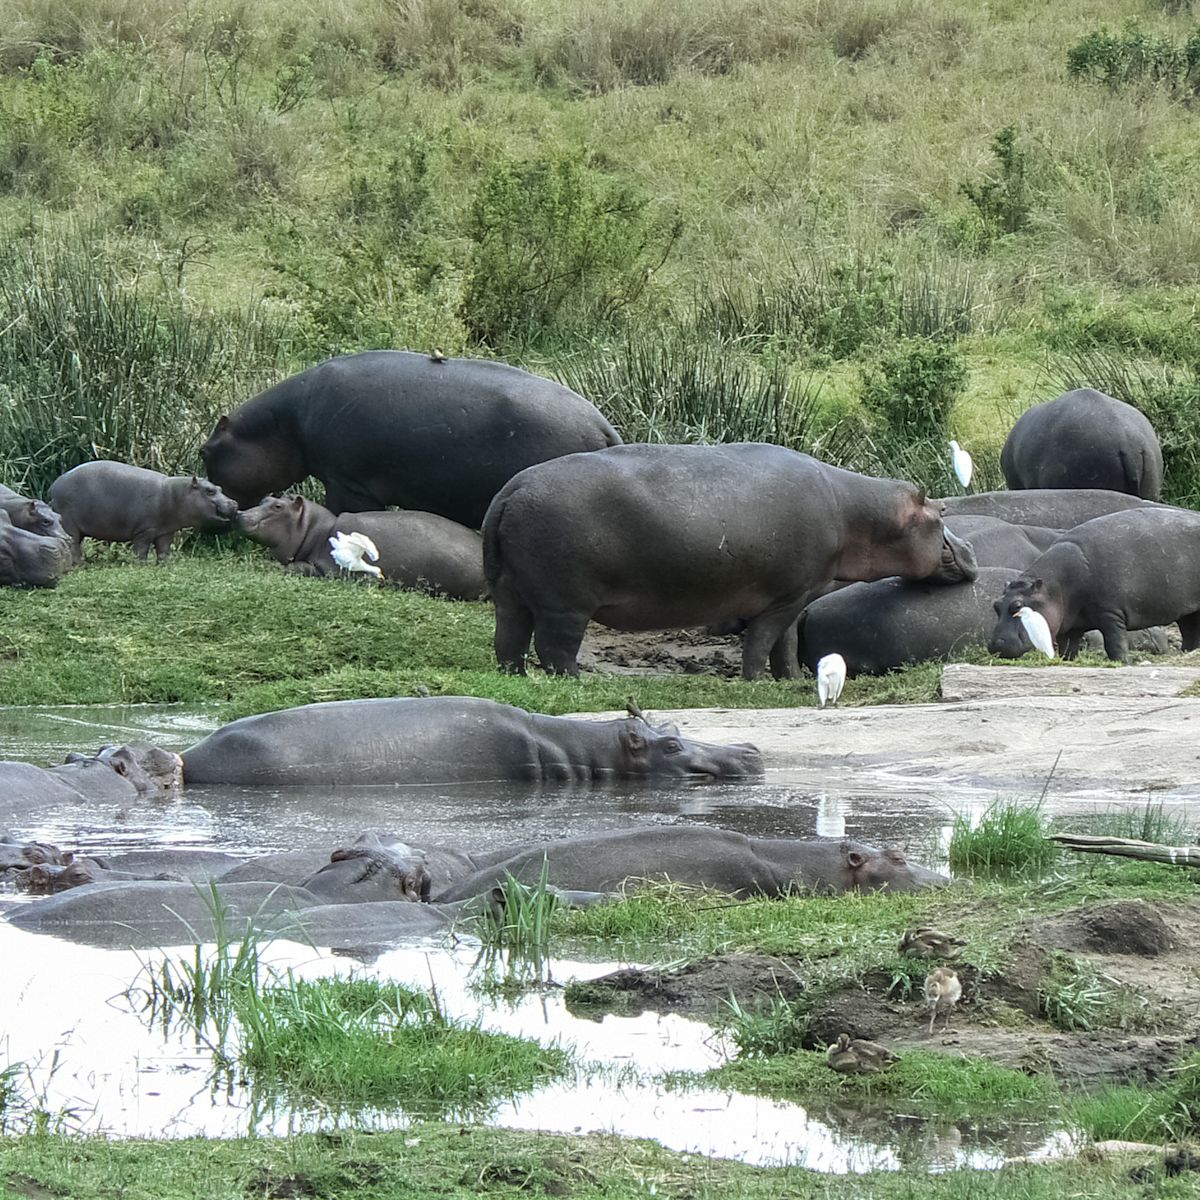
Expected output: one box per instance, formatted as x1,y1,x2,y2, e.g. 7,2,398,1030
1015,606,1055,658
816,653,847,708
949,440,973,489
329,530,382,578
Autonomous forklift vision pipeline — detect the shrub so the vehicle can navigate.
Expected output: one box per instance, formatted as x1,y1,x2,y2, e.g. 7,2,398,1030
948,800,1056,880
959,126,1032,239
859,337,967,441
462,151,680,347
1067,23,1200,97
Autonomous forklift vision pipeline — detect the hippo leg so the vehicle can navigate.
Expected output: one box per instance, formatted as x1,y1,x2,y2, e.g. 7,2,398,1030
1062,632,1083,660
743,604,805,681
768,621,801,681
1178,611,1200,653
533,609,589,676
1097,615,1130,662
131,537,154,563
154,533,174,563
494,593,535,675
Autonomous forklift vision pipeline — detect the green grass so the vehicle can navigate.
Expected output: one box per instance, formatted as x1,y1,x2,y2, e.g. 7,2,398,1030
698,1049,1056,1119
1071,1052,1200,1143
949,800,1058,880
0,557,946,714
0,1123,1195,1199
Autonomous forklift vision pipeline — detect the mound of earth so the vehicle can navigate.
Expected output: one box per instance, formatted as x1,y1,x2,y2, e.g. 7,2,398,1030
572,899,1200,1088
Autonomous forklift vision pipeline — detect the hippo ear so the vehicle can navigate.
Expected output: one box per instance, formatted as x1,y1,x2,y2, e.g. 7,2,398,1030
29,865,51,884
111,756,129,777
190,475,201,488
915,487,927,506
215,415,230,432
1030,578,1043,592
623,728,648,755
291,495,305,511
62,851,75,865
846,850,867,869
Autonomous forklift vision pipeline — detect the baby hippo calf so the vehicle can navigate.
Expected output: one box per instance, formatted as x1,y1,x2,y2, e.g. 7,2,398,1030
49,462,239,563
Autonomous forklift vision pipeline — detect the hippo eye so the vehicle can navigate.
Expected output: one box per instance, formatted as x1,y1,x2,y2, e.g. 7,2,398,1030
662,738,683,754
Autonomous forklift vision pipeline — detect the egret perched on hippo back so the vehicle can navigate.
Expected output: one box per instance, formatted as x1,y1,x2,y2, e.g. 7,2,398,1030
816,653,847,708
484,443,977,681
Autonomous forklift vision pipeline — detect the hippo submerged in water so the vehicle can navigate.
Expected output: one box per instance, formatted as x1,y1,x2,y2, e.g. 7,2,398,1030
201,351,621,526
236,494,486,599
485,443,977,681
180,696,764,787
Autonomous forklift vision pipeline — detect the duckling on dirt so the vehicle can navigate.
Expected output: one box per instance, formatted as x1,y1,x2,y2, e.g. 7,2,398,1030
899,927,967,959
825,1033,899,1075
924,967,962,1034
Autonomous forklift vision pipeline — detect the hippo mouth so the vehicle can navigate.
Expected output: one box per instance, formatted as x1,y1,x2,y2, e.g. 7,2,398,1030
933,528,978,584
684,745,765,780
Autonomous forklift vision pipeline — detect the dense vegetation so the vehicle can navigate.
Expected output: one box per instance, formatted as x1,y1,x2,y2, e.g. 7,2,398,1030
2,0,1200,500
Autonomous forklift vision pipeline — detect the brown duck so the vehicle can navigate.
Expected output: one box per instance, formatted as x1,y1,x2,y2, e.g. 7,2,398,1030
899,927,967,959
825,1033,899,1075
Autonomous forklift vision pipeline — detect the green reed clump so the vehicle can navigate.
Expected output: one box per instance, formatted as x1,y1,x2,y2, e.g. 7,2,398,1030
723,992,810,1058
949,800,1056,880
475,860,560,957
0,232,288,495
695,253,984,358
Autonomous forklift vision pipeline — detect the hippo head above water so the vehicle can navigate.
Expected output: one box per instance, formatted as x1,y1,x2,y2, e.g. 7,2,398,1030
616,718,764,780
62,743,184,798
202,415,306,509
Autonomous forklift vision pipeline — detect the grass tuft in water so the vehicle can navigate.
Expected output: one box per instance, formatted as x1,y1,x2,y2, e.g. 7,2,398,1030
949,800,1057,880
723,991,810,1058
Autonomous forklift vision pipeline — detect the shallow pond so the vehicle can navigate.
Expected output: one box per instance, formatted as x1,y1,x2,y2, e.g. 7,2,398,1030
0,702,1162,1170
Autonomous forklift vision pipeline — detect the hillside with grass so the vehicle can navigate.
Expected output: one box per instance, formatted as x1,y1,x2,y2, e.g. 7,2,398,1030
2,0,1199,504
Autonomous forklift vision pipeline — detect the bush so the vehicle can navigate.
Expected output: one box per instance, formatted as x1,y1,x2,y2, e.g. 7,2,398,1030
959,126,1032,239
860,338,967,442
948,800,1056,880
1067,23,1200,97
462,151,680,347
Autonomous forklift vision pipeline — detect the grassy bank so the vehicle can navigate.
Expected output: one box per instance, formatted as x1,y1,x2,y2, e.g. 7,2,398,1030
0,556,952,714
4,1124,1197,1200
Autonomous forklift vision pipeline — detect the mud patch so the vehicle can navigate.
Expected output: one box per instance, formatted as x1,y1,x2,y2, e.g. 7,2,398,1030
1036,900,1178,958
578,628,742,678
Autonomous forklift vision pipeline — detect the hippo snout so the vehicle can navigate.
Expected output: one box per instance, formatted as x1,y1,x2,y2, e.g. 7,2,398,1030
987,615,1030,658
214,493,240,522
687,742,765,779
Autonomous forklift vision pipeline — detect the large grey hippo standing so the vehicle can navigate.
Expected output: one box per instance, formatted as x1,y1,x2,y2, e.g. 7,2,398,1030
1000,390,1164,498
484,444,977,680
797,567,1021,677
434,827,947,902
236,494,486,599
988,508,1200,660
180,696,764,786
200,351,621,527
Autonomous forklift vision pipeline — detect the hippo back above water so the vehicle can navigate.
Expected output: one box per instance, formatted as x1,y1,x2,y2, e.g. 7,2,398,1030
201,351,621,527
181,696,764,787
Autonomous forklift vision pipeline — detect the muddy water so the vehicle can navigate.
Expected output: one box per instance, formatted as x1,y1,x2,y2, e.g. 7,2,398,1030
0,703,1099,1167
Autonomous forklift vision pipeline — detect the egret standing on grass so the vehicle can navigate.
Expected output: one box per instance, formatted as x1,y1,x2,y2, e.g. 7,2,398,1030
949,440,973,491
1014,606,1055,658
329,530,382,579
816,653,847,708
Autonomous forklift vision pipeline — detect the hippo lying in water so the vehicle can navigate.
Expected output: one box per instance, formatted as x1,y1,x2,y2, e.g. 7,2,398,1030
433,827,947,902
236,494,486,599
485,443,977,680
0,744,183,825
181,696,764,786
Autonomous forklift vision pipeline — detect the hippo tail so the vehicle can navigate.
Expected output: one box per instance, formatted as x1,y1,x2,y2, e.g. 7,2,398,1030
481,487,509,590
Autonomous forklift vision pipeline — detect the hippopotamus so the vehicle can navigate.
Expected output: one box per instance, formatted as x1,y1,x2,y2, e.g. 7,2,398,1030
236,494,486,599
15,858,182,894
797,568,1021,676
200,351,621,527
0,521,71,587
1001,389,1164,499
484,443,978,681
0,491,67,540
181,697,763,786
940,488,1161,529
943,516,1059,570
48,462,239,562
297,834,432,904
988,508,1200,660
0,744,183,823
434,827,947,902
0,836,70,872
